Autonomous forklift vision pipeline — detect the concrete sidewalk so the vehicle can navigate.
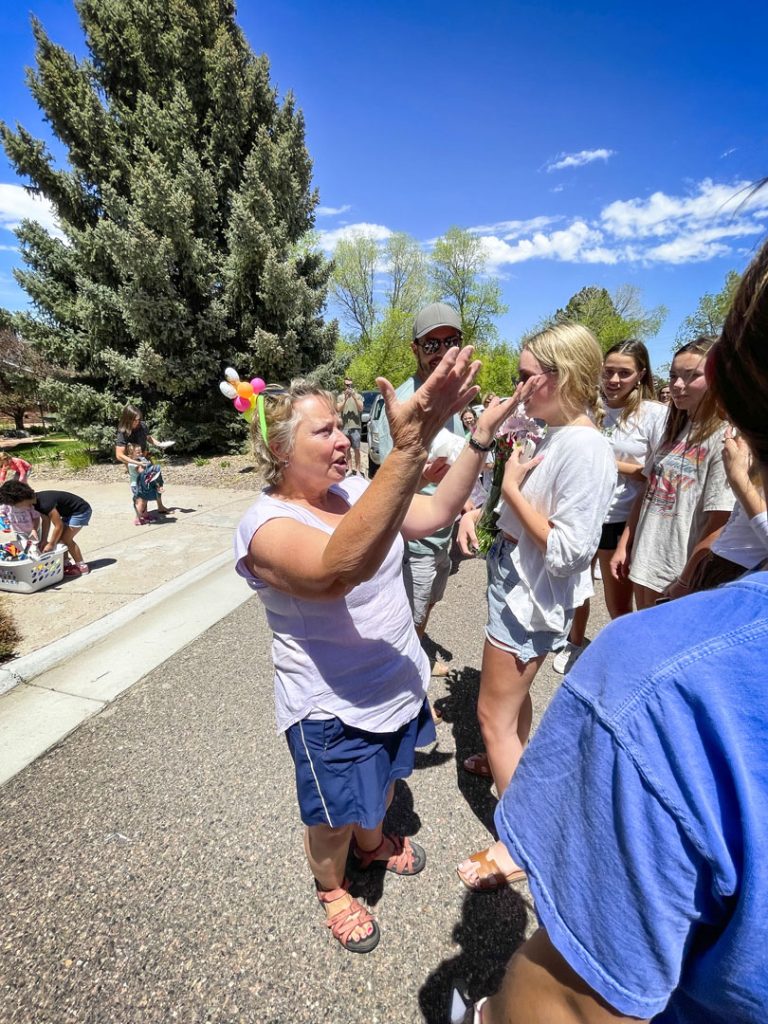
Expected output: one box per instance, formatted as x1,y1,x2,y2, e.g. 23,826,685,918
1,476,257,660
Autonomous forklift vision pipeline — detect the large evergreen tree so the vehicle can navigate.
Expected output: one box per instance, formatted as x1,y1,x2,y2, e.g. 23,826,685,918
1,0,336,450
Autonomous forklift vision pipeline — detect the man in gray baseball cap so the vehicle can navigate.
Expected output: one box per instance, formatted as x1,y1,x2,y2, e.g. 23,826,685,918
378,302,466,678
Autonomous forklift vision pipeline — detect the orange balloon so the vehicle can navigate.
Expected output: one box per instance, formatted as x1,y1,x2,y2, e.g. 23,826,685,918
236,381,254,399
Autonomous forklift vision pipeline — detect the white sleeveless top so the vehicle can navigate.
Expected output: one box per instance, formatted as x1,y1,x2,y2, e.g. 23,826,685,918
234,475,429,733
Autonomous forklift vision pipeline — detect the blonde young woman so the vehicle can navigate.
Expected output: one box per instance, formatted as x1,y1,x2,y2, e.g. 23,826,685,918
456,323,617,890
611,336,734,608
554,339,666,673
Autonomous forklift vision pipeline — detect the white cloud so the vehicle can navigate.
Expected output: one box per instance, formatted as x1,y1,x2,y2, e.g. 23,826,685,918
471,178,768,269
720,147,737,159
600,179,766,239
546,148,615,172
550,184,565,193
0,183,62,237
469,215,559,239
479,221,617,270
316,222,393,251
316,203,352,217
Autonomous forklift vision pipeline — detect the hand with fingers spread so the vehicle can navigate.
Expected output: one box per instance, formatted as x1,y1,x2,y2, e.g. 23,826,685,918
376,345,480,459
472,395,516,448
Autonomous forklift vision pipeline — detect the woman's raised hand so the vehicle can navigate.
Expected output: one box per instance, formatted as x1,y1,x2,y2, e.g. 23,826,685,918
377,346,481,456
473,395,514,445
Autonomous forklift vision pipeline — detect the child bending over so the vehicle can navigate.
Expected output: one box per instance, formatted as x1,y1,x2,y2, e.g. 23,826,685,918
0,479,42,545
0,451,32,484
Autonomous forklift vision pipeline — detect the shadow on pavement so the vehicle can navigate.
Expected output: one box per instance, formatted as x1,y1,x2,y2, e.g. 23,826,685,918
418,886,530,1024
347,779,422,909
84,557,117,571
434,668,497,836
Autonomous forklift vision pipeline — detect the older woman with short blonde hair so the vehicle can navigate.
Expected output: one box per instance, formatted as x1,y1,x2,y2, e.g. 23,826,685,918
234,350,511,953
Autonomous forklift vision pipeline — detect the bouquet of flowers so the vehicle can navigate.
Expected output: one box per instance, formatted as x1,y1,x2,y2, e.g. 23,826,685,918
474,410,545,556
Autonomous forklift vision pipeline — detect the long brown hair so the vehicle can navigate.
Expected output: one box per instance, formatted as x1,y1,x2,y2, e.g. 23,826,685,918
661,336,723,447
713,238,768,466
601,338,657,427
118,404,142,434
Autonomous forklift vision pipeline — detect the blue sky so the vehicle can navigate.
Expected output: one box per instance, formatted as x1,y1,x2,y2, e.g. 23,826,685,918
1,0,766,371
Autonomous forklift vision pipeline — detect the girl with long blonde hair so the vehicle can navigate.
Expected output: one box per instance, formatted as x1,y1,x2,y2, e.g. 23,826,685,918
456,322,617,890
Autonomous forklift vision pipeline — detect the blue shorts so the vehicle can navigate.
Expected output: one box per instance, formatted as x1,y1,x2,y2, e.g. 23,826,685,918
285,700,436,829
485,535,570,663
62,510,92,529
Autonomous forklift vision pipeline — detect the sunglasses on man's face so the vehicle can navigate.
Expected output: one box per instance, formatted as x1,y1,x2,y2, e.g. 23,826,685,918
416,335,462,355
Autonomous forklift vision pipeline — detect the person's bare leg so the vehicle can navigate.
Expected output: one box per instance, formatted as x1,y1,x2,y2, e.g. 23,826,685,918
633,582,661,610
567,598,590,647
61,526,85,565
599,551,634,618
478,640,545,796
354,445,362,474
134,496,147,519
352,782,394,854
305,823,375,942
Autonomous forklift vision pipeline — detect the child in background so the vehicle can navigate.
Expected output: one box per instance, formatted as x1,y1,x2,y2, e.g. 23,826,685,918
34,489,93,576
0,480,42,544
0,451,32,484
124,443,166,524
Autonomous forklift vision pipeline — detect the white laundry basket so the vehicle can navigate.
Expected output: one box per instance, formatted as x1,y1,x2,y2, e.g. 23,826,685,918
0,545,66,594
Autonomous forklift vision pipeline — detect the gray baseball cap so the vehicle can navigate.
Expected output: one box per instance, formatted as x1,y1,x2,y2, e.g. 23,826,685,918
412,302,462,340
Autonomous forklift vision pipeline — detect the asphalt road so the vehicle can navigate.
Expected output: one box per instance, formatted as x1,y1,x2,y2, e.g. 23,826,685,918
0,555,611,1024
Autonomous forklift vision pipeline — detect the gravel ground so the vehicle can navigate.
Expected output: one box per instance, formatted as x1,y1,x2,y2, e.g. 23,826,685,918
30,452,264,492
29,449,374,492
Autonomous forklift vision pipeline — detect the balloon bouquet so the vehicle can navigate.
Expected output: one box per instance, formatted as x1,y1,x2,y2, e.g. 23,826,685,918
218,367,271,443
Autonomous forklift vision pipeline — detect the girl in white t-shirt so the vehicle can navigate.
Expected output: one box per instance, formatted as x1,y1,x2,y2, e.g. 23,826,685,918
456,323,616,891
612,336,734,608
554,340,666,673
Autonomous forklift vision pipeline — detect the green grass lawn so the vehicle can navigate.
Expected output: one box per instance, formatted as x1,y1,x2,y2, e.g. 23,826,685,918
5,434,97,470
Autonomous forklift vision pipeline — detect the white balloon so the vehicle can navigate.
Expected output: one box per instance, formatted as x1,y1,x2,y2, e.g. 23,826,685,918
219,381,237,399
224,366,240,382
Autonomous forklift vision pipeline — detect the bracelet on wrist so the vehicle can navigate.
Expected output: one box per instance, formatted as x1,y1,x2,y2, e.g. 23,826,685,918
468,435,496,453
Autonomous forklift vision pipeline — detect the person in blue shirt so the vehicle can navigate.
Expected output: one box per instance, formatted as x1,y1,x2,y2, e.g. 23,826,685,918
468,232,768,1022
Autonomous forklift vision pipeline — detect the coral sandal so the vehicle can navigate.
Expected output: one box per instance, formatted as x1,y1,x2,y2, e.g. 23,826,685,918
316,881,380,953
354,833,426,876
457,845,527,891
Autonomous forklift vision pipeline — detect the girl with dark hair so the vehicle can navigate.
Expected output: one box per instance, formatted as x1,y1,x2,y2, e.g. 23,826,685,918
554,339,666,672
611,336,733,608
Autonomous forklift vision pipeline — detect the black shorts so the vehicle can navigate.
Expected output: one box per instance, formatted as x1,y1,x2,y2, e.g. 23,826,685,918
598,521,626,551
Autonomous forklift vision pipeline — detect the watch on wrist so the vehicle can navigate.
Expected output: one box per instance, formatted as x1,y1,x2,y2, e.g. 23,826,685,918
468,435,496,453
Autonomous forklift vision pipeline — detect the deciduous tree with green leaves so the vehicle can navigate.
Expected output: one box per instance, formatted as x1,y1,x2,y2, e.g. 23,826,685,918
675,270,740,345
1,0,336,451
553,284,666,353
430,227,507,345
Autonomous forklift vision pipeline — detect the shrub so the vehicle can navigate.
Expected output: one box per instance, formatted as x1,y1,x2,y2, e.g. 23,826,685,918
0,597,20,661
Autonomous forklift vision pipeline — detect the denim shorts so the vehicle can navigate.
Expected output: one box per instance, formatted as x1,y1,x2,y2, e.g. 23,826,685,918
485,535,570,663
63,510,92,528
345,428,361,450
